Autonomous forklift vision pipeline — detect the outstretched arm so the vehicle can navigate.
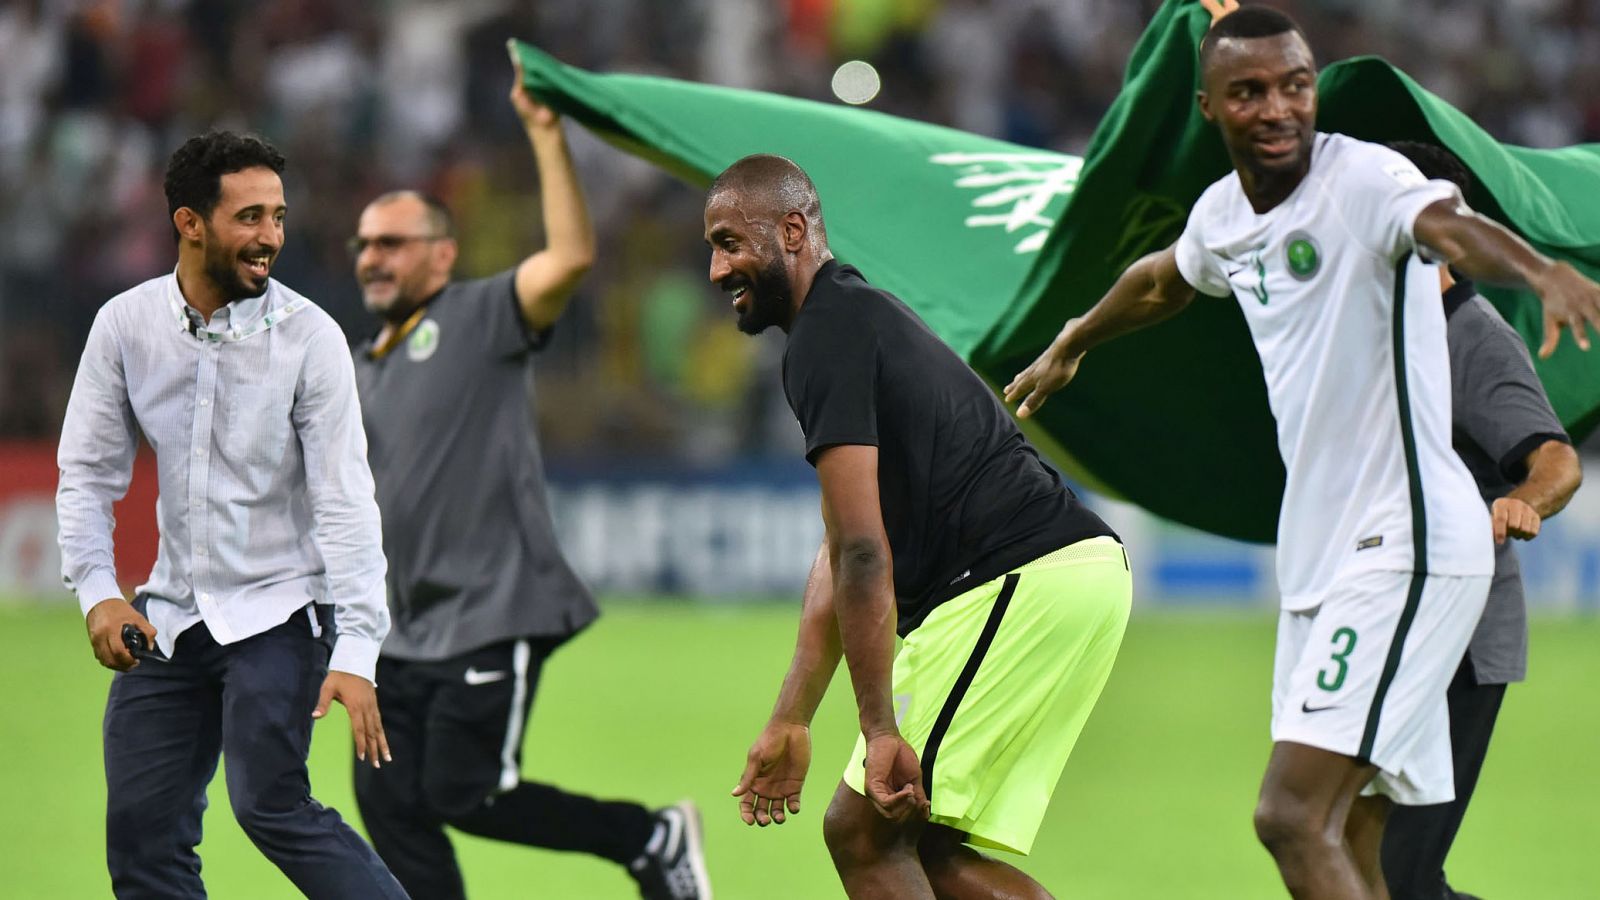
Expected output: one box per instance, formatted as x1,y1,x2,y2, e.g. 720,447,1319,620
508,51,596,332
1005,243,1196,417
1414,200,1600,357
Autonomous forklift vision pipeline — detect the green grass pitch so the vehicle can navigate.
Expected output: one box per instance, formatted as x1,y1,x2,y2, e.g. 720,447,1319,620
4,601,1596,898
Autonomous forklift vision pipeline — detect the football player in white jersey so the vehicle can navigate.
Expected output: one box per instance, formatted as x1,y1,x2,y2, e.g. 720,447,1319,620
1005,6,1600,900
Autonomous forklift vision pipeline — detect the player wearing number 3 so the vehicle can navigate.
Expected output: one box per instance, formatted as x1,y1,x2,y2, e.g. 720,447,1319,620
1006,7,1600,900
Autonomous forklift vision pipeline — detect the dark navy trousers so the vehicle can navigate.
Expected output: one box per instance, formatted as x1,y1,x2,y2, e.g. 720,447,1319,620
102,600,408,899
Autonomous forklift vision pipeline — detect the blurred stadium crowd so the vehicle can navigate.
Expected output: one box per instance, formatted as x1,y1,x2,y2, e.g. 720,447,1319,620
5,0,1600,462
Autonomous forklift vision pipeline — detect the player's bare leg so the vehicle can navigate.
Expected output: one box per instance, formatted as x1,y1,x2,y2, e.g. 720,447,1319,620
1344,795,1393,900
1254,741,1382,900
823,783,936,899
918,823,1052,900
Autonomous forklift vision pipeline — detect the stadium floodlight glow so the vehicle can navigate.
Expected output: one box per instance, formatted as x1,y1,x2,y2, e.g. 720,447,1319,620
831,60,881,105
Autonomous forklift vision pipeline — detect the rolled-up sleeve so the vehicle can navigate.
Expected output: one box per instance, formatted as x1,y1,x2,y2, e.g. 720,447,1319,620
57,305,139,616
294,318,390,682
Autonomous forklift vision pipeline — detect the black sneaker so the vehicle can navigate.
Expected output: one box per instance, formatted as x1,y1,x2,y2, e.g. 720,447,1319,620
629,801,711,900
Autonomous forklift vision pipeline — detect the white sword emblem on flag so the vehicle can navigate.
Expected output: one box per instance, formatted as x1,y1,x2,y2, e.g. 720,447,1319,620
929,152,1084,254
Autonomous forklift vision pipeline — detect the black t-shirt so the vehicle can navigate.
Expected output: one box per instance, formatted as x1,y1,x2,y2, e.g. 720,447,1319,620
783,260,1115,635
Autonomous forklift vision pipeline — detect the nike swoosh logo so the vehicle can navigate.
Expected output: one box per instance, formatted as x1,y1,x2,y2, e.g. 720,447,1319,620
1227,266,1246,277
464,667,508,686
1301,700,1339,714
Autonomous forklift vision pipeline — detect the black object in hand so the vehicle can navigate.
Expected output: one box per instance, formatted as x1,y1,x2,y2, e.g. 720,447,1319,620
121,623,161,662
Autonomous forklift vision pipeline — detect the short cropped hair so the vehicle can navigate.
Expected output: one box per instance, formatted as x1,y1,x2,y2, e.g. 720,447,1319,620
1199,6,1310,73
708,153,826,240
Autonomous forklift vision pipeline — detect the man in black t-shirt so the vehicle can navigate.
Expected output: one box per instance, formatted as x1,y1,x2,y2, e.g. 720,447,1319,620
708,154,1131,898
346,59,709,900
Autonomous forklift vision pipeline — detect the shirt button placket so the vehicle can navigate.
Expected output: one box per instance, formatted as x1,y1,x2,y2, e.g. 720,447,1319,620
190,336,218,612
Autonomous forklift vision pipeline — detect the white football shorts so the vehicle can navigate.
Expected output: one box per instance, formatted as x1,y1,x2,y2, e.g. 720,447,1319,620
1271,568,1490,805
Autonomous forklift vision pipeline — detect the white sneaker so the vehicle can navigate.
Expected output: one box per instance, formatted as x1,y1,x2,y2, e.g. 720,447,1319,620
628,801,712,900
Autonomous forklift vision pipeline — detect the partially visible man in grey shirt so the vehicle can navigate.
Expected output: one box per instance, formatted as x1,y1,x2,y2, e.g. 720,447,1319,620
56,130,404,899
345,57,710,900
1381,141,1584,900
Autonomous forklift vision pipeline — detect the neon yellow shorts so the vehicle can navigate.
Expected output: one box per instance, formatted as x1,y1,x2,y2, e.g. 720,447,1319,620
843,535,1131,855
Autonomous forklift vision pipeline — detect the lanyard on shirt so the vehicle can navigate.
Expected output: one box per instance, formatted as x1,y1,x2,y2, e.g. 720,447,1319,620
166,275,308,343
367,304,430,360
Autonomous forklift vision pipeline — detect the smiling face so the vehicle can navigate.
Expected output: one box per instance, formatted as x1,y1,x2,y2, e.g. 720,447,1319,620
703,191,795,335
1198,31,1318,183
354,194,456,321
195,167,285,302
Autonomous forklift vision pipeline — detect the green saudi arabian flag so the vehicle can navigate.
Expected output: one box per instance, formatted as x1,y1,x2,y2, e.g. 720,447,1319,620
511,0,1600,543
509,41,1081,360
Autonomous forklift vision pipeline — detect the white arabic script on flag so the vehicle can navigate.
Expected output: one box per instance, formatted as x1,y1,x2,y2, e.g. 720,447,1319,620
929,152,1084,254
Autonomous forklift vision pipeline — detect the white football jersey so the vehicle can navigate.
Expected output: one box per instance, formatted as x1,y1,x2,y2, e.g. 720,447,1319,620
1175,132,1493,610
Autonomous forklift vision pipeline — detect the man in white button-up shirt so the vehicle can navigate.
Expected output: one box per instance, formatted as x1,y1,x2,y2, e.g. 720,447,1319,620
56,130,406,899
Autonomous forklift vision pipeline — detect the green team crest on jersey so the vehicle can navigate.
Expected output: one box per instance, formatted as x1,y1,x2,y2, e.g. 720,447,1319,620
407,319,440,362
1285,231,1321,281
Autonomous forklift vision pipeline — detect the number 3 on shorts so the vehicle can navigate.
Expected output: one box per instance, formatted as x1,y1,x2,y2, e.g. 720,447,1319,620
1316,627,1358,692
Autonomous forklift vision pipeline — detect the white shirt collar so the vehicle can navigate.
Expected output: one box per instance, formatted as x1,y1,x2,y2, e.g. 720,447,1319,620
165,270,307,343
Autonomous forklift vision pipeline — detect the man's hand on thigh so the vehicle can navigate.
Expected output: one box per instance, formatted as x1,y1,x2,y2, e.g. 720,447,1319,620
863,733,930,823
